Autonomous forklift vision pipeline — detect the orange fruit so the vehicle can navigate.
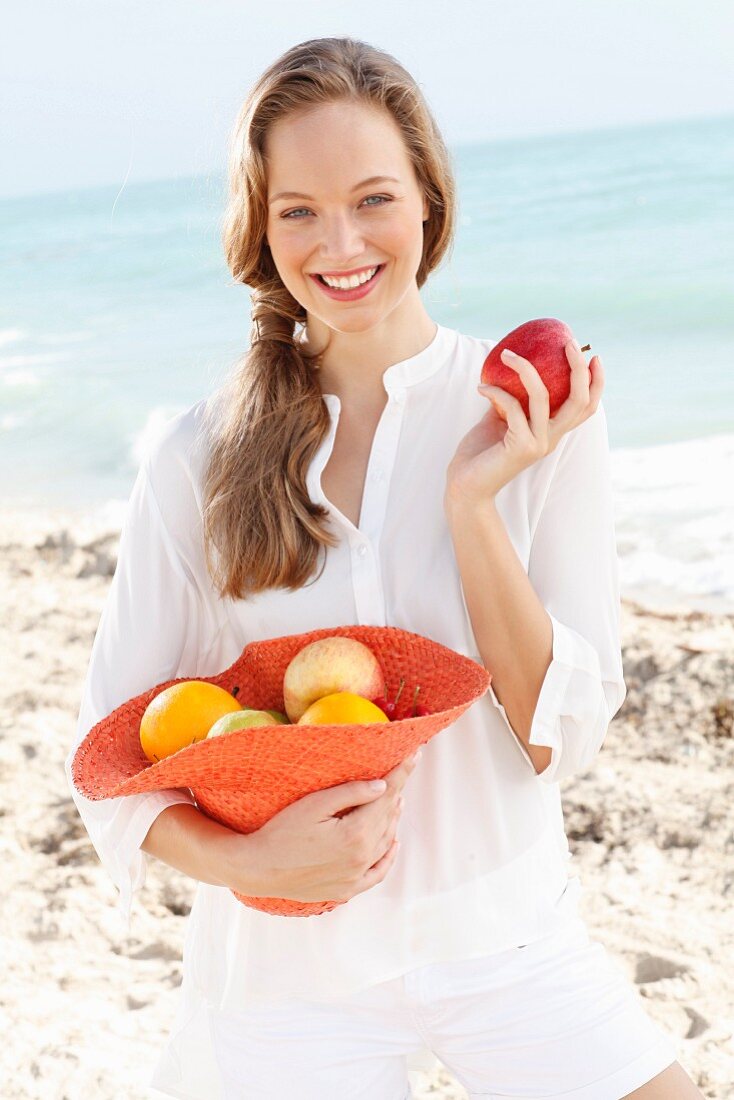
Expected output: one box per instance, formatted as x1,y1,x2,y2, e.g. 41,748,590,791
297,692,389,726
140,681,242,762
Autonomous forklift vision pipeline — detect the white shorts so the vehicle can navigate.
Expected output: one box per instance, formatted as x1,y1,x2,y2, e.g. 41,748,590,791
207,915,679,1099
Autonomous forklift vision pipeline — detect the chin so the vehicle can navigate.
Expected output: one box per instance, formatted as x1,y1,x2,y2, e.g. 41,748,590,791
312,307,388,336
335,312,386,332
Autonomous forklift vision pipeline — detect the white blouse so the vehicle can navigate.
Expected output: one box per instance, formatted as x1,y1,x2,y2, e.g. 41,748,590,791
65,322,627,1097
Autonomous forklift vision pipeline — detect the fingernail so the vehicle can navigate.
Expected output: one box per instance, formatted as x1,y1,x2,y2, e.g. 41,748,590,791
501,348,519,360
370,779,387,791
571,339,581,352
414,750,423,763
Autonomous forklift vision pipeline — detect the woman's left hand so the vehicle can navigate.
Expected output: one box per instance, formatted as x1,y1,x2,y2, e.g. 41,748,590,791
445,340,604,508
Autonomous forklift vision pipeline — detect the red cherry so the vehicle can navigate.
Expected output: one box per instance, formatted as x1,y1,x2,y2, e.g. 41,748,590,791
375,678,411,721
414,704,430,717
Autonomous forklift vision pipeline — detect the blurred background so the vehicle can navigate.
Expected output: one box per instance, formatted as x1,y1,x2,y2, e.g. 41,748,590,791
2,0,733,611
2,3,733,1098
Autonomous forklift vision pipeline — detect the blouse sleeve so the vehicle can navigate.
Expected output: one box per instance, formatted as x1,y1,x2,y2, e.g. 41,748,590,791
64,454,201,931
488,399,627,784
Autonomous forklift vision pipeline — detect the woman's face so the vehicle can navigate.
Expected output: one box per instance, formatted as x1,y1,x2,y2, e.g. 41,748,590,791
264,100,429,336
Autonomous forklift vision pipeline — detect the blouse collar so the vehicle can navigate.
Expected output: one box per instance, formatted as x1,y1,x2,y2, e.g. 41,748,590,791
302,323,458,404
305,324,458,515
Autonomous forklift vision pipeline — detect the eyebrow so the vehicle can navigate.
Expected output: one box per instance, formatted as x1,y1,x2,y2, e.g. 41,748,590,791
268,176,401,204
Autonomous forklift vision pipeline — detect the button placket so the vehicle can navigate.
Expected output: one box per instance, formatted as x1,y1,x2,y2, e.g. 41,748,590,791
351,537,386,625
358,390,405,547
351,389,406,626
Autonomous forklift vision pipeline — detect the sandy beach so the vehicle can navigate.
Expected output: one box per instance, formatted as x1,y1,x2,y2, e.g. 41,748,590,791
1,504,732,1099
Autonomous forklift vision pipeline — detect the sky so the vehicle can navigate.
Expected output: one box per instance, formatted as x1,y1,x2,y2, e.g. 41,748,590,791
3,0,734,200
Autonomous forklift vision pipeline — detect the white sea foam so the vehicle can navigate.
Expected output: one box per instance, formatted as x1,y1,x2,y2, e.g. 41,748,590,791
611,433,734,609
0,329,27,347
1,370,40,387
0,352,71,370
90,498,129,530
37,331,94,345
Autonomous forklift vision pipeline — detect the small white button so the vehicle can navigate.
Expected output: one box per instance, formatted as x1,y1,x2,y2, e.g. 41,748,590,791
357,544,368,557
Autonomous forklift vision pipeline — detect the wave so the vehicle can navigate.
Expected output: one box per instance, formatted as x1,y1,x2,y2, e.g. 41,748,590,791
611,433,734,609
0,328,27,347
1,370,41,388
0,352,71,370
37,331,94,345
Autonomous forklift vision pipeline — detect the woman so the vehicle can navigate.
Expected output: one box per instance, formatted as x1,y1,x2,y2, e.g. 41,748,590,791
66,36,702,1100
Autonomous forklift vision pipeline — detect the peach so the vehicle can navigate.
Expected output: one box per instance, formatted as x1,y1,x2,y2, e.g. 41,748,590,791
282,637,386,723
481,317,591,418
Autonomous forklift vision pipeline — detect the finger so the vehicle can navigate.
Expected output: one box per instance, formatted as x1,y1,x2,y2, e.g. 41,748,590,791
500,349,550,445
549,342,596,440
380,801,402,850
480,385,538,449
565,340,593,409
588,355,604,410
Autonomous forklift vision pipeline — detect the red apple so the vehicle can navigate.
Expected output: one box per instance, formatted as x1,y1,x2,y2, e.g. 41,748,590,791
480,318,591,418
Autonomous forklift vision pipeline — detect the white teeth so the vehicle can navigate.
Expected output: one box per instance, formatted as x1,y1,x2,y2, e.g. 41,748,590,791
321,266,378,289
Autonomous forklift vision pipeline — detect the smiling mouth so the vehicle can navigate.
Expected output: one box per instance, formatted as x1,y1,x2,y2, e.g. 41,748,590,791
314,264,384,288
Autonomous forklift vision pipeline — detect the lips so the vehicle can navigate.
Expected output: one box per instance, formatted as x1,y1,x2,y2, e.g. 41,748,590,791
316,264,380,280
309,264,386,301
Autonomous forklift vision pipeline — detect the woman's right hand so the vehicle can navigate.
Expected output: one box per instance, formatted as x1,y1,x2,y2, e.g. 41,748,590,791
223,753,422,903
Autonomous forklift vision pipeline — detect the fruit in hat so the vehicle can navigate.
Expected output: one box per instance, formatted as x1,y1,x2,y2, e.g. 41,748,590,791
207,708,288,738
283,637,386,722
140,681,242,762
481,318,592,418
373,677,431,719
297,692,390,726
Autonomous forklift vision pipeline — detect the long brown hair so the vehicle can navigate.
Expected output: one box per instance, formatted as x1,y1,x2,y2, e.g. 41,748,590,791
200,36,457,600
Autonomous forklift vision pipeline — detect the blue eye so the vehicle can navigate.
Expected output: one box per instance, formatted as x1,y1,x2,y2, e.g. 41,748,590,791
282,195,392,219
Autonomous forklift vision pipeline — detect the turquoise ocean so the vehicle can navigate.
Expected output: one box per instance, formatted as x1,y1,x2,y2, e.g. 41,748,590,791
1,113,732,611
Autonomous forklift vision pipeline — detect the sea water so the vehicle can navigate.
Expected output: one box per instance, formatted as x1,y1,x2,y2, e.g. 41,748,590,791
1,113,732,611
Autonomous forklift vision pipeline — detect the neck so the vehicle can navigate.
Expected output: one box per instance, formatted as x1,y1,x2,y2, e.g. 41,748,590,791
301,294,437,407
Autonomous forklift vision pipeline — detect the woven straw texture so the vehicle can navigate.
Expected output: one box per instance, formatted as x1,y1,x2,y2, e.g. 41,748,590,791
72,624,490,917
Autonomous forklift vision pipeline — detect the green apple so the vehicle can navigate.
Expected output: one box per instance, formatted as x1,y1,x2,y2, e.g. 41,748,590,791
207,709,282,738
264,710,289,724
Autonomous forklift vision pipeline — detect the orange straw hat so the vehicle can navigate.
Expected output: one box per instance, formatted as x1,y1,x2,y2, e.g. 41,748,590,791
73,624,490,917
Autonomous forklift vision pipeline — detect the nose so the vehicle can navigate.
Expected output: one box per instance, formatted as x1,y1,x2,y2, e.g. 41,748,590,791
317,211,366,269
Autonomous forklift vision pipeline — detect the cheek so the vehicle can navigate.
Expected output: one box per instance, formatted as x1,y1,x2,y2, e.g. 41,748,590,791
385,217,423,259
268,228,300,264
267,230,309,282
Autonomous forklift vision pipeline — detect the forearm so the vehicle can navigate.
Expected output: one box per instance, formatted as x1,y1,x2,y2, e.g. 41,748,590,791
446,492,553,774
141,803,255,892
